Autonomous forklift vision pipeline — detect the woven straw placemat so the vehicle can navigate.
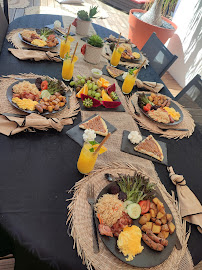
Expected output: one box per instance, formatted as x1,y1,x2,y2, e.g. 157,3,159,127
0,0,29,9
0,73,80,120
67,163,193,270
127,92,195,139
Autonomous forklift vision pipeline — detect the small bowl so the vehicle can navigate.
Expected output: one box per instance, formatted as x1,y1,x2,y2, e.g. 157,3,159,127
91,68,103,79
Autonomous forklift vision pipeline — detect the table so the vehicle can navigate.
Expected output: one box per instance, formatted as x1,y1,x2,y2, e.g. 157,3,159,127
0,14,201,270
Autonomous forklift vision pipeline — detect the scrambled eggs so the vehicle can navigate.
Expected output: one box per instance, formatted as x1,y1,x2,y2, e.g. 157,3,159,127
12,97,38,111
31,39,47,47
164,107,181,121
117,225,144,261
132,52,140,59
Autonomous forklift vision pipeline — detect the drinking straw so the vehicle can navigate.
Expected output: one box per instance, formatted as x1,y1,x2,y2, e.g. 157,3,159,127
134,59,146,77
116,33,121,48
71,42,78,63
65,25,71,42
93,133,111,155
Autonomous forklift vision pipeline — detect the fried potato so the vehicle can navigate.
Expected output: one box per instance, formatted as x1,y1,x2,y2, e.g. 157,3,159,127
155,219,162,226
139,215,148,225
152,224,161,234
144,213,151,222
161,215,167,225
158,231,169,239
168,222,175,234
166,214,173,223
157,211,165,219
161,224,169,232
149,209,156,218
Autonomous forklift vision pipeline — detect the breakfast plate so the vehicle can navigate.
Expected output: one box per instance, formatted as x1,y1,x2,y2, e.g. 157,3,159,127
7,78,68,115
138,93,183,126
95,182,177,268
18,28,60,49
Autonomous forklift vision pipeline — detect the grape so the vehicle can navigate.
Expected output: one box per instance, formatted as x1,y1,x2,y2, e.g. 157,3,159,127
81,79,85,84
99,98,103,101
88,83,93,90
87,80,91,84
77,75,82,79
95,93,101,98
82,76,86,80
91,91,96,97
70,81,75,86
94,97,99,100
75,82,78,87
88,90,92,96
77,80,81,85
92,85,98,91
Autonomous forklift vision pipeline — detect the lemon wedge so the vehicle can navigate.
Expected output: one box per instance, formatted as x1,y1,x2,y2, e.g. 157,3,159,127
92,144,107,154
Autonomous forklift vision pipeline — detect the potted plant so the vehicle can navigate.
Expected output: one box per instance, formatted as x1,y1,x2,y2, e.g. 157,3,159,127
81,35,104,65
128,0,178,49
72,6,98,36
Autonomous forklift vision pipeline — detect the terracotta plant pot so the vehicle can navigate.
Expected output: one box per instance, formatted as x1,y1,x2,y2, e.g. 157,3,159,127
76,18,91,36
84,44,103,65
128,9,177,50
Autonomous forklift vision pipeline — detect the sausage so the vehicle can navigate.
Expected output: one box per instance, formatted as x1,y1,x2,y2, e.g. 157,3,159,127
35,104,43,113
142,233,164,251
146,230,168,246
168,114,175,123
161,99,168,107
166,99,171,107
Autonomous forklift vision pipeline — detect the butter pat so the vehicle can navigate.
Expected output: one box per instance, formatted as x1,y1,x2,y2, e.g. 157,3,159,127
128,131,142,144
83,129,96,142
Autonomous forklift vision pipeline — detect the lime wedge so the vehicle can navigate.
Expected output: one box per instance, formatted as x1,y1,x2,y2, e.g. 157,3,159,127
41,90,51,99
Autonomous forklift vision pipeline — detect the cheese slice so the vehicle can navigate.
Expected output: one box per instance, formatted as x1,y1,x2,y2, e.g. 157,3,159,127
134,135,164,161
79,115,108,136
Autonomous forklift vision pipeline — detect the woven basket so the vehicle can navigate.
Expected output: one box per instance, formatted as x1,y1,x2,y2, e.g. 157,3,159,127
76,18,91,36
84,44,103,65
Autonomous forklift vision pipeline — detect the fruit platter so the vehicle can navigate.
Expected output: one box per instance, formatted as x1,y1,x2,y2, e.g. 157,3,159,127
138,93,183,125
7,78,68,115
95,173,177,267
70,75,125,112
19,28,59,49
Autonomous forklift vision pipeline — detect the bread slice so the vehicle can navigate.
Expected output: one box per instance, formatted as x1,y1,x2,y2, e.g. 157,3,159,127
134,135,164,161
79,115,108,136
106,65,124,78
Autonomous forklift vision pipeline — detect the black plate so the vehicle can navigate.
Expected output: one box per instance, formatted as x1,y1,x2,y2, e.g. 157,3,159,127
66,114,117,146
7,79,68,116
138,93,183,126
18,30,60,49
95,182,177,268
121,130,168,165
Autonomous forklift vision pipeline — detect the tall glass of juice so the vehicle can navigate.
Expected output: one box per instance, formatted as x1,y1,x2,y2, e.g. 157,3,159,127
122,73,137,94
59,36,74,60
77,143,99,174
110,46,124,67
62,55,78,81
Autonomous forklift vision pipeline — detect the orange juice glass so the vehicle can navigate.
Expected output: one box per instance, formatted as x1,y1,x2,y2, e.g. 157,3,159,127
59,36,74,60
122,73,137,94
77,143,99,174
62,55,78,81
110,46,124,67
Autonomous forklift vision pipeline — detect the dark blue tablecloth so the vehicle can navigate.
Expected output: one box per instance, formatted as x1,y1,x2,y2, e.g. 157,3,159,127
0,14,201,270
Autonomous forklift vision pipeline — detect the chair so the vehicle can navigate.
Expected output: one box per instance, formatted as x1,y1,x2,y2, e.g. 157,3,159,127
175,75,202,132
0,4,8,53
141,32,178,77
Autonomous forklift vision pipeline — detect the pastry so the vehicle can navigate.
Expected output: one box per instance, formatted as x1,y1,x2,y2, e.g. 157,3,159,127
134,135,164,161
106,66,124,78
79,115,108,136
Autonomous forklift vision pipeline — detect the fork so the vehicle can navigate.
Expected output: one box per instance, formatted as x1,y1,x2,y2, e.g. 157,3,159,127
157,126,189,132
66,89,72,109
131,100,140,116
87,183,99,253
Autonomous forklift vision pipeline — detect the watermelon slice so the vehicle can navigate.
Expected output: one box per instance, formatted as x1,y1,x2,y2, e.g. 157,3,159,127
102,101,121,108
81,94,101,107
107,83,116,95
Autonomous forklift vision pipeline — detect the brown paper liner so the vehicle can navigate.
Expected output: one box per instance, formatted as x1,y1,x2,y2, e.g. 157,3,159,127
66,163,193,270
0,73,80,120
127,92,195,139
